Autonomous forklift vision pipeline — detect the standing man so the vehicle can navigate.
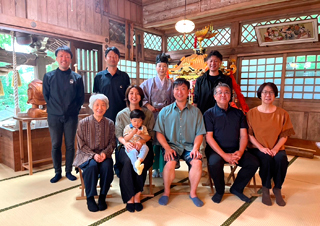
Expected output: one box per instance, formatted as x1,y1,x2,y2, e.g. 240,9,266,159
93,46,130,123
93,47,130,177
154,78,206,207
204,83,259,203
43,46,84,183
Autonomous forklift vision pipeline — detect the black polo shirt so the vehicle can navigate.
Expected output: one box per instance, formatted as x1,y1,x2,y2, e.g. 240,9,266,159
93,68,130,122
203,104,247,153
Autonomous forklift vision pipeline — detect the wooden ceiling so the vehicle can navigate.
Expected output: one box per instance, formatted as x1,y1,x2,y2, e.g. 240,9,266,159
141,0,320,35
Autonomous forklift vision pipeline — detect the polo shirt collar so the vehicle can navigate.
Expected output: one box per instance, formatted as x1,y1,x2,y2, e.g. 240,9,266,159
105,68,119,76
214,103,231,113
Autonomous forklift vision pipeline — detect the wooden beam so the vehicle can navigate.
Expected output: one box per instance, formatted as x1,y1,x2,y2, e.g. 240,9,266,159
0,13,106,44
143,0,289,28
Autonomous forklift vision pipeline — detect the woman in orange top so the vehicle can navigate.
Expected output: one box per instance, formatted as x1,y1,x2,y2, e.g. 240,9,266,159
247,82,295,207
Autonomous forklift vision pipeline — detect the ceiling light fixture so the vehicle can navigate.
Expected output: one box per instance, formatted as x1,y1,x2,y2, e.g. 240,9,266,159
175,0,195,33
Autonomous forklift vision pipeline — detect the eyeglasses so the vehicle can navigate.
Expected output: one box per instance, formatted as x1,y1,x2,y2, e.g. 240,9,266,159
215,91,231,95
261,91,275,95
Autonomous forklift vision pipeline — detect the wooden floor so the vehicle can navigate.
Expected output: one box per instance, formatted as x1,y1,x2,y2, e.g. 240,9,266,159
0,154,319,226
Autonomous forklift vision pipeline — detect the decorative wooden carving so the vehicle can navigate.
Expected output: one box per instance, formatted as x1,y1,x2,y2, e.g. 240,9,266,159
27,79,47,118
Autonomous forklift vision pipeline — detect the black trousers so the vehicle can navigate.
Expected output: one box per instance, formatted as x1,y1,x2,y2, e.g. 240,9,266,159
118,141,154,203
47,114,78,174
249,148,288,189
79,158,114,198
206,147,259,195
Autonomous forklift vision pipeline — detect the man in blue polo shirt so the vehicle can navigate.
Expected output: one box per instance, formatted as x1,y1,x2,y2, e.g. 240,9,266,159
204,82,259,203
154,78,206,207
93,47,130,123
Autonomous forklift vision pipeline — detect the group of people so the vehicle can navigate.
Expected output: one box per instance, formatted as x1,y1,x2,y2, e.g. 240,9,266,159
43,46,295,213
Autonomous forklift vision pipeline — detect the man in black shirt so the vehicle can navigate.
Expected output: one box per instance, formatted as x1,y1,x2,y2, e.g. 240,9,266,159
194,50,233,115
204,83,259,203
93,47,130,177
43,46,84,183
93,47,130,122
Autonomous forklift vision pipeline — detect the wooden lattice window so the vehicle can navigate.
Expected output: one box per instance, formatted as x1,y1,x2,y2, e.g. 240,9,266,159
118,59,137,84
202,27,231,47
167,33,194,51
241,14,320,43
76,48,99,93
167,27,231,51
144,32,162,51
285,54,320,99
109,20,125,44
240,56,283,97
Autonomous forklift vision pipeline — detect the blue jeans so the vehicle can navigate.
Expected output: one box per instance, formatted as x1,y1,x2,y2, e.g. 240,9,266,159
47,114,78,174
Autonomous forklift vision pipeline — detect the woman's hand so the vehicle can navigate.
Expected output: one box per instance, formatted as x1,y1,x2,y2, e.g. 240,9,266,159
270,148,279,157
259,147,273,156
135,141,143,151
100,152,106,162
124,142,135,151
94,154,101,162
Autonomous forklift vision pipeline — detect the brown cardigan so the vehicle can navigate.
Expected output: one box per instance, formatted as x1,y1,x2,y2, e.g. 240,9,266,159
73,115,116,167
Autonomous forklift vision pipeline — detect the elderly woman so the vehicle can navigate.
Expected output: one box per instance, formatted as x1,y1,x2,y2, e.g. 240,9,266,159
73,94,116,212
115,85,155,213
140,53,175,178
247,82,295,207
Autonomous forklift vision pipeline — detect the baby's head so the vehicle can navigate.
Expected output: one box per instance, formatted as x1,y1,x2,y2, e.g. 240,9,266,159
130,109,145,129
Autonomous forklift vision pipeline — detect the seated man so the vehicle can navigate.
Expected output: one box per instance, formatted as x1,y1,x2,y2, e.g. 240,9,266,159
204,82,259,203
154,78,206,207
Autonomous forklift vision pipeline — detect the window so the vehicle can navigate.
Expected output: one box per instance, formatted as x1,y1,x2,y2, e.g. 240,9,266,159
167,27,231,51
284,54,320,99
240,57,283,97
139,62,156,83
144,32,162,51
109,20,126,44
118,60,137,84
76,48,99,93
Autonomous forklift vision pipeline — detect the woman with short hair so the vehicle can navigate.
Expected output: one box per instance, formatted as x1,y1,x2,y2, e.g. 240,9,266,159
73,94,116,212
247,82,295,206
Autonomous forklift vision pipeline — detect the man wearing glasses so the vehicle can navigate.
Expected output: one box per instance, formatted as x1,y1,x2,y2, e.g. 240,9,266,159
203,82,259,204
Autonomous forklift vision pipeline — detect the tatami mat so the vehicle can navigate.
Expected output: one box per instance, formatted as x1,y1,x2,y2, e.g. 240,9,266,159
0,155,319,226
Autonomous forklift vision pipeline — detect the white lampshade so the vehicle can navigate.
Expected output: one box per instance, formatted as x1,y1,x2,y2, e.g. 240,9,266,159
175,19,195,33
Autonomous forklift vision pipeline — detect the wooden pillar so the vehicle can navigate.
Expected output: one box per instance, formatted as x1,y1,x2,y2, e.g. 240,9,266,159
279,53,287,108
125,20,134,61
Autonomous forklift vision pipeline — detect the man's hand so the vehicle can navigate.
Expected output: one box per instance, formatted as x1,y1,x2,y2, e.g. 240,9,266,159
164,148,176,162
146,104,157,113
190,149,202,160
223,153,238,165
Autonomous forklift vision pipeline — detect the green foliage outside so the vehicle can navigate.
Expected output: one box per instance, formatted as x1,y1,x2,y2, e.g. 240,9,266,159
0,34,57,117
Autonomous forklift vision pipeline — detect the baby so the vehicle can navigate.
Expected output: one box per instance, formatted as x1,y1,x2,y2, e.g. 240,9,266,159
123,109,151,175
